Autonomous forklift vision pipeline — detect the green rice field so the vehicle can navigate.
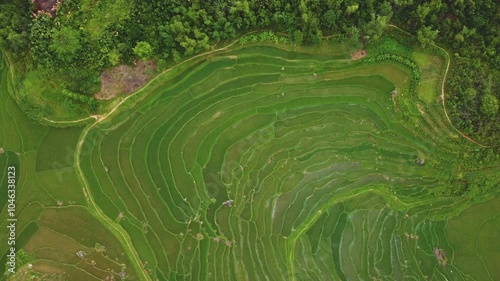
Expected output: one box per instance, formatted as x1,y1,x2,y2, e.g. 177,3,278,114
1,34,499,280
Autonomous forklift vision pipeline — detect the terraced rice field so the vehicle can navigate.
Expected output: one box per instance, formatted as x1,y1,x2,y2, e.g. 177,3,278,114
1,37,499,280
75,43,497,280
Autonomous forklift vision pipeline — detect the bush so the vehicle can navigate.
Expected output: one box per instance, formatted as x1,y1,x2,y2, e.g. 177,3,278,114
61,89,99,112
133,41,153,61
239,31,290,45
364,53,421,81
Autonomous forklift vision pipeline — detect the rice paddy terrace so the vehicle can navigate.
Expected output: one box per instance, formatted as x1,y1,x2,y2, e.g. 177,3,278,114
1,35,499,280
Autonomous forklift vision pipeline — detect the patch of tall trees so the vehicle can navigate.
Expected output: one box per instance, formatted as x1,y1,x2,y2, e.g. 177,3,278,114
0,0,498,144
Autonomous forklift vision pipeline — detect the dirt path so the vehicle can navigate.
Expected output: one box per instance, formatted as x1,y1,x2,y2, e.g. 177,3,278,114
437,46,490,148
43,32,257,127
386,24,489,148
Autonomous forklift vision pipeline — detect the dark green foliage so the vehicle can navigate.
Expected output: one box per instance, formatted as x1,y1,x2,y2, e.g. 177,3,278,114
0,0,30,54
446,56,499,144
50,27,81,62
133,41,153,61
239,31,290,45
291,30,304,45
29,15,55,67
481,95,499,116
62,89,99,112
392,0,499,144
56,67,100,96
0,0,498,143
417,26,439,47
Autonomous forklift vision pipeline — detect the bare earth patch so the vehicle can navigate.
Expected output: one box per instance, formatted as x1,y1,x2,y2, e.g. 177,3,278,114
212,111,222,119
351,50,367,60
433,248,448,266
96,60,157,100
33,0,61,17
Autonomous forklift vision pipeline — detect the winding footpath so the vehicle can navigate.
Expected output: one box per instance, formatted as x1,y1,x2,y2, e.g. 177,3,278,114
386,24,489,148
435,44,490,148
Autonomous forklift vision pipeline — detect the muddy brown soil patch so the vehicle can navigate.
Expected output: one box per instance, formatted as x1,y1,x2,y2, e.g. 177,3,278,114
96,60,157,100
33,0,61,17
351,50,367,60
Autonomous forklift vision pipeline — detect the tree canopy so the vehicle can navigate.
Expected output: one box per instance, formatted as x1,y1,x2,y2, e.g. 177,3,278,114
481,95,499,116
133,41,153,61
50,27,81,62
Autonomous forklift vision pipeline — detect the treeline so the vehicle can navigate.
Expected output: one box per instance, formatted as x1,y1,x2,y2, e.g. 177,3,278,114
126,0,392,63
0,0,498,143
0,0,395,73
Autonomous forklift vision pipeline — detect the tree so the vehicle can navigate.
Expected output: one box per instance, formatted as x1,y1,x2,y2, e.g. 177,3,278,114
6,31,28,53
50,27,81,62
159,25,174,45
133,41,153,61
378,2,393,17
29,14,54,66
346,4,359,15
416,4,431,22
0,2,30,53
464,87,477,101
393,0,414,6
108,49,121,66
172,49,182,63
292,30,304,45
310,29,322,44
454,33,464,43
322,10,337,29
363,16,388,41
480,94,499,116
417,26,438,47
346,26,362,48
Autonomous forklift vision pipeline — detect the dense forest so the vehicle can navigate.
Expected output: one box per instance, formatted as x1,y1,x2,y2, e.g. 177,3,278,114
0,0,498,144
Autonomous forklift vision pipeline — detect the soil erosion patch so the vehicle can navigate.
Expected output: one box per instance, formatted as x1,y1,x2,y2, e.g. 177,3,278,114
351,50,367,60
33,0,61,17
96,60,157,100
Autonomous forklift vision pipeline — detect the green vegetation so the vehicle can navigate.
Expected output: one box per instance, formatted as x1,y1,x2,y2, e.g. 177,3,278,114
50,27,81,62
0,55,136,280
392,1,499,145
72,39,495,279
481,94,499,116
133,41,153,62
0,0,498,280
239,31,291,45
0,0,498,143
447,198,500,280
